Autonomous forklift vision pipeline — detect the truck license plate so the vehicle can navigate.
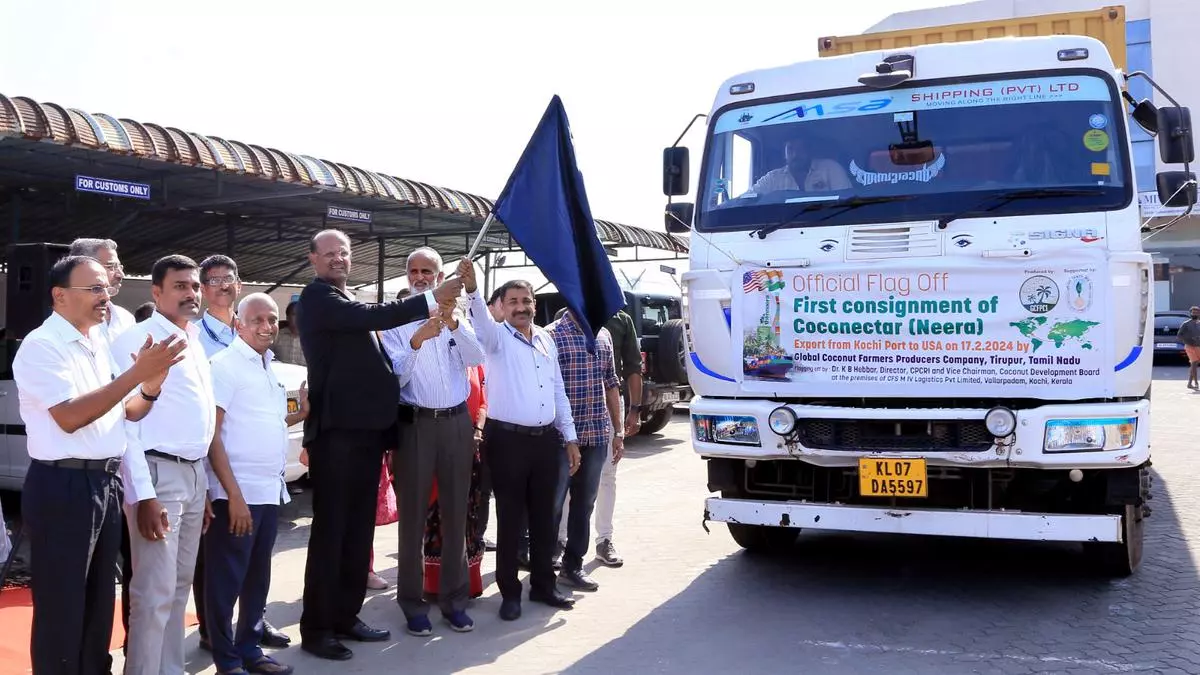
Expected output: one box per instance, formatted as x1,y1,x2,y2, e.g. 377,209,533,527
858,458,927,497
660,391,680,404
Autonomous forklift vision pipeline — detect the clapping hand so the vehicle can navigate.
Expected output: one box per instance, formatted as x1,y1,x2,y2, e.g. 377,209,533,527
131,334,187,394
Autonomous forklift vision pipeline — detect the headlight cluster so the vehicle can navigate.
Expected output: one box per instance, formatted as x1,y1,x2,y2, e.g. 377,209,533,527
1044,417,1136,453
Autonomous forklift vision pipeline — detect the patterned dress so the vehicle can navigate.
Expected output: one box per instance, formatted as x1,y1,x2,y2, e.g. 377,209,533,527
422,364,486,598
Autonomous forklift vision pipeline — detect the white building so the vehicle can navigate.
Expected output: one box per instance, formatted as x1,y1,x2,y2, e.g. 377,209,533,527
864,0,1200,310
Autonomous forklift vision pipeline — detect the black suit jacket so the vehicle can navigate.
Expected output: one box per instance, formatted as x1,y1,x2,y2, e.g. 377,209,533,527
297,278,430,445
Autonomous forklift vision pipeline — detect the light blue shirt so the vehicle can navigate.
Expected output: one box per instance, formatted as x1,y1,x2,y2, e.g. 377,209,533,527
195,310,236,359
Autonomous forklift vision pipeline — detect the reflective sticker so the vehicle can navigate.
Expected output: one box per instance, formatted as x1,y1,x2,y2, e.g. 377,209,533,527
1083,129,1110,152
1091,162,1111,176
1089,113,1108,129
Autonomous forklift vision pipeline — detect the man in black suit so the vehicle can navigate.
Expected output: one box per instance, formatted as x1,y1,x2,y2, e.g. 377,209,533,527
297,229,463,661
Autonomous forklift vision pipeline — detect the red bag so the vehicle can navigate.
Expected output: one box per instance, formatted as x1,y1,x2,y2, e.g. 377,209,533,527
375,451,398,526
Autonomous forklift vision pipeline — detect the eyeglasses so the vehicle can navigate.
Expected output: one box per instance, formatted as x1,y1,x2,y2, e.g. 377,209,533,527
67,285,117,297
102,262,124,272
204,275,239,286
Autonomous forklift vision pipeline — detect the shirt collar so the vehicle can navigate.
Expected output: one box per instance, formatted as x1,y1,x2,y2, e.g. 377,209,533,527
201,310,235,333
230,335,273,365
149,310,201,340
44,311,91,346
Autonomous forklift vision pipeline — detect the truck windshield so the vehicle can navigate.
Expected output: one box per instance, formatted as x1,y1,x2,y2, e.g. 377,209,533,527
697,72,1130,232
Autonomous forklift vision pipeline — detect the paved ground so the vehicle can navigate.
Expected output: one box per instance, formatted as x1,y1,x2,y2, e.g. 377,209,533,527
25,363,1200,673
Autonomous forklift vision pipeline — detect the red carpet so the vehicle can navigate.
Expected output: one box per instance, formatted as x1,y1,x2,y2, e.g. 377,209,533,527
0,587,198,674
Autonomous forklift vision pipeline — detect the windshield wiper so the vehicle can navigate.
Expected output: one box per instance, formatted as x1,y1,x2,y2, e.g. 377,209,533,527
936,188,1100,230
751,195,915,239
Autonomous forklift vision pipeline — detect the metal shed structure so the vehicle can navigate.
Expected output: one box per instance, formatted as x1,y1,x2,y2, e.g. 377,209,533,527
0,93,687,292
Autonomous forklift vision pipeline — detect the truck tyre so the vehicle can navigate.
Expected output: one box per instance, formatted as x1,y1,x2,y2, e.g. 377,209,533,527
1085,468,1149,577
639,408,673,435
727,523,799,554
657,319,690,384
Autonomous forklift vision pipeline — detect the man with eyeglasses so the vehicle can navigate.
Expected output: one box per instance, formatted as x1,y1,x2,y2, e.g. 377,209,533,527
191,254,292,652
68,238,137,348
14,255,184,674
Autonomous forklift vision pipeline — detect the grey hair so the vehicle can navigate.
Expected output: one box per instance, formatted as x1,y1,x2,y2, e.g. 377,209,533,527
237,292,278,318
68,238,118,258
406,246,443,272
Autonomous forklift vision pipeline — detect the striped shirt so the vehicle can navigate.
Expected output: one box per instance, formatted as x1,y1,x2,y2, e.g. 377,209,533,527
546,315,619,447
379,313,486,409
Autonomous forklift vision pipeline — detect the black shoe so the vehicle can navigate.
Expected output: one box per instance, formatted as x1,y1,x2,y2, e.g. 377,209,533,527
260,620,291,648
301,637,352,661
559,568,599,592
499,599,522,621
529,589,575,609
335,620,391,642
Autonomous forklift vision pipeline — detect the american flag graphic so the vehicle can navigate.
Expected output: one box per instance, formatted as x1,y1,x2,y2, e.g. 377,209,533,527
743,271,765,292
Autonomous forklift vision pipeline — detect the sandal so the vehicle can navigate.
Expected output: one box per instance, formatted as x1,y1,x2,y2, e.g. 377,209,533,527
244,655,294,675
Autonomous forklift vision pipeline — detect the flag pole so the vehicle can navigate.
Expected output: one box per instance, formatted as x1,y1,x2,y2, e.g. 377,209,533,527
466,213,496,259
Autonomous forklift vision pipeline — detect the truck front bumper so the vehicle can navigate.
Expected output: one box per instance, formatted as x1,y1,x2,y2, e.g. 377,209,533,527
705,497,1124,543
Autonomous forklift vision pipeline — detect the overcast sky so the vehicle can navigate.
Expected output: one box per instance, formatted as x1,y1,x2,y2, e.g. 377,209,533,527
0,0,958,288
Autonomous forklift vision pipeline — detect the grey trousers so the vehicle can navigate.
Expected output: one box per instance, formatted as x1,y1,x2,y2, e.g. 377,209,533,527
124,456,207,675
394,407,475,618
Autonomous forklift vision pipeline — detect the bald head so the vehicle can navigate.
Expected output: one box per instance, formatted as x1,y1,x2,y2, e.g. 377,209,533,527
236,293,280,355
309,229,352,287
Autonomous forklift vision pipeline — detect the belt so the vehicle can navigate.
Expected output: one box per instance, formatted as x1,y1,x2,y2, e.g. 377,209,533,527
145,449,202,464
488,420,556,437
34,457,122,474
402,402,468,419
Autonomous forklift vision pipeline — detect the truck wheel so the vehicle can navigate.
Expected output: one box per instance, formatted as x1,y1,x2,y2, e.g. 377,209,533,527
1086,503,1145,577
657,319,690,384
639,408,673,435
727,523,799,554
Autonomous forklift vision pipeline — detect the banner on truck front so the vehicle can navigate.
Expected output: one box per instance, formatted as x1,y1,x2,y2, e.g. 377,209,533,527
732,250,1114,399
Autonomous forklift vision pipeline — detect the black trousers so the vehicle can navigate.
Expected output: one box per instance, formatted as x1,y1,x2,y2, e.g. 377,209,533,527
194,532,208,639
22,460,122,675
300,428,387,639
484,423,561,601
118,494,132,655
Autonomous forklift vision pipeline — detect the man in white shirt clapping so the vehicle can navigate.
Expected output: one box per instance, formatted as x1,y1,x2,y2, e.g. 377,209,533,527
15,255,183,674
204,293,308,675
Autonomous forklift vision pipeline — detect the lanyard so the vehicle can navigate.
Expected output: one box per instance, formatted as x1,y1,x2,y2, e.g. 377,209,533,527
201,315,231,348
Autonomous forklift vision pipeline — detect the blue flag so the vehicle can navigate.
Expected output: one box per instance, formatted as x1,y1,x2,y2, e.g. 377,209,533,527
492,95,624,352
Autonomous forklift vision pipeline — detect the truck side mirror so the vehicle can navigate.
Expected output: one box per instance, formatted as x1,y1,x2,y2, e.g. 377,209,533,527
1157,106,1194,164
665,202,694,233
1157,171,1197,208
663,147,690,197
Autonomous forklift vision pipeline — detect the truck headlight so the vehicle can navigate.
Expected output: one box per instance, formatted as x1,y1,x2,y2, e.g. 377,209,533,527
984,406,1017,438
768,406,798,435
1044,418,1137,453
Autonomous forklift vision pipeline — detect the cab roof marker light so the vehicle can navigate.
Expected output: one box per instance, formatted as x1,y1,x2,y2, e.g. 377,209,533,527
729,83,755,95
1057,48,1089,62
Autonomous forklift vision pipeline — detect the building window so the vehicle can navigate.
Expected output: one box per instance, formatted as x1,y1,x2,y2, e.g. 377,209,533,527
1126,19,1155,193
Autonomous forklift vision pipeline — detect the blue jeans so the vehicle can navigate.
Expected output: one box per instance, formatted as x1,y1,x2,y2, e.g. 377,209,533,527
204,501,279,672
553,443,607,572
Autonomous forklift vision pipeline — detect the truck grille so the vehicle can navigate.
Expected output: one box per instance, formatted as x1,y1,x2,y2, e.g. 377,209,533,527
796,418,994,452
846,222,942,260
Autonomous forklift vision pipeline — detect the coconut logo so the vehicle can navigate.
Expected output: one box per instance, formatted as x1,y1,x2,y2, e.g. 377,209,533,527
1019,275,1060,314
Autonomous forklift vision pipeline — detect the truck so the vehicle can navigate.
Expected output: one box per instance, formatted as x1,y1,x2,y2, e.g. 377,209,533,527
661,11,1196,576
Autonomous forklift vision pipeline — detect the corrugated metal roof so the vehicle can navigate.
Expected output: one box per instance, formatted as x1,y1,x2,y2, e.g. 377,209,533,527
0,93,689,255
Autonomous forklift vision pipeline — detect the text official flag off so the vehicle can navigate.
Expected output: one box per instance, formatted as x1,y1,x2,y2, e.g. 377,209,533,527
490,95,625,352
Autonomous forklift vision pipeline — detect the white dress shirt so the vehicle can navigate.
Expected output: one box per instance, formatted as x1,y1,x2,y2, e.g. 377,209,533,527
13,312,127,461
92,301,136,349
466,290,577,442
195,310,236,359
379,312,486,409
113,311,217,504
208,337,291,506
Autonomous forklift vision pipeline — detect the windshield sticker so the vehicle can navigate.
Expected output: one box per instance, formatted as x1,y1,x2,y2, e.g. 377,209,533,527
1091,162,1111,176
1083,129,1110,152
1089,113,1108,129
848,154,946,186
713,75,1113,134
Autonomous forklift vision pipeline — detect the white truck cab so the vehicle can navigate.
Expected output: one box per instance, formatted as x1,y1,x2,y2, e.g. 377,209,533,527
662,35,1196,575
